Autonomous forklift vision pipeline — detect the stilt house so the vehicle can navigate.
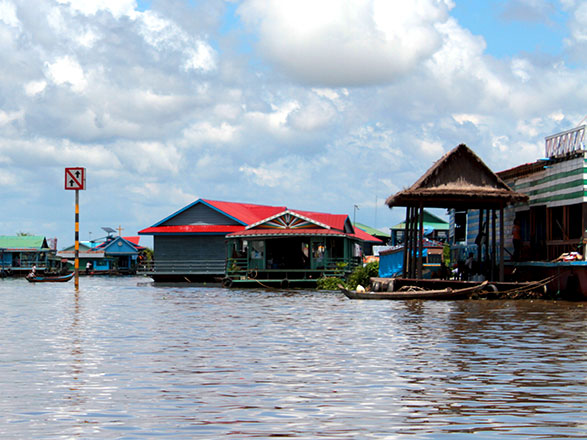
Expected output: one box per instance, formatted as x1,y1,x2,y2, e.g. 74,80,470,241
385,144,527,282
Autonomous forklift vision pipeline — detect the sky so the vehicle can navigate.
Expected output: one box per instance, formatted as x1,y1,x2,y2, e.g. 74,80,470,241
1,0,586,249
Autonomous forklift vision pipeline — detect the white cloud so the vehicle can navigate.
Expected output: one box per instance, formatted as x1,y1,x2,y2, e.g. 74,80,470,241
0,0,19,28
453,114,483,126
44,56,87,92
138,10,217,73
0,109,23,126
56,0,138,19
417,139,445,157
238,0,453,86
182,121,239,146
24,80,47,96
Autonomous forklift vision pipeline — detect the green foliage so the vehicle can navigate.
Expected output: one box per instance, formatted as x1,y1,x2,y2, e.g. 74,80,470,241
316,276,345,290
316,260,380,291
142,247,154,261
347,260,379,290
316,262,349,290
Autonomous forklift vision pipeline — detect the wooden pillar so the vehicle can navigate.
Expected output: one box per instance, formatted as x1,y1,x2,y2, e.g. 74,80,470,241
402,207,410,278
499,204,505,282
477,209,483,266
483,209,489,267
491,208,497,281
417,204,424,279
410,206,417,278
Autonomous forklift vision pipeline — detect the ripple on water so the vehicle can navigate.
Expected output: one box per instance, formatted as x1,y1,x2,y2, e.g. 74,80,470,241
0,277,585,438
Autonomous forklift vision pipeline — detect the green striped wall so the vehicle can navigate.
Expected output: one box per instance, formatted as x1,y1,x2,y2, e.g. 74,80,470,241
506,155,587,207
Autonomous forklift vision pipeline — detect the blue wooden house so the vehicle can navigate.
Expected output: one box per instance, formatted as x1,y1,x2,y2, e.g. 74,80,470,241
94,236,142,274
58,236,142,275
0,235,61,277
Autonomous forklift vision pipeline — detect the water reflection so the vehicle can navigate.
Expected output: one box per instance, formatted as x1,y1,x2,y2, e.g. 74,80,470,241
0,278,585,438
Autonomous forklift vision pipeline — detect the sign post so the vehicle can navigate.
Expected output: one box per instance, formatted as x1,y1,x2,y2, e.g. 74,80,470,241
65,167,86,289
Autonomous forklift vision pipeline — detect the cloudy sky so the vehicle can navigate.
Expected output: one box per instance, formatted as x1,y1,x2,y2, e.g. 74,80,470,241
1,0,586,248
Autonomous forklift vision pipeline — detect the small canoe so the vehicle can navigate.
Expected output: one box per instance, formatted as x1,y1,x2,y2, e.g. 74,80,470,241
26,273,74,283
340,281,488,300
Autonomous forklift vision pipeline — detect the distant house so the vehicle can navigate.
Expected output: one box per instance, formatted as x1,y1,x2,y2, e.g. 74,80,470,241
389,210,449,246
58,236,143,275
0,236,60,276
139,199,381,284
354,223,390,252
57,242,110,273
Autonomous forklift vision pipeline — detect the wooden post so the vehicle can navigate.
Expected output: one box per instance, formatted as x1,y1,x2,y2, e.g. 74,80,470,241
491,209,496,281
477,209,483,267
402,207,410,278
417,204,424,279
410,207,417,278
499,204,504,282
74,189,79,289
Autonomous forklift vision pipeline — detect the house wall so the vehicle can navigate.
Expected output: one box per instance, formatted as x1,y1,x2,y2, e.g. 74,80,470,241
154,235,226,262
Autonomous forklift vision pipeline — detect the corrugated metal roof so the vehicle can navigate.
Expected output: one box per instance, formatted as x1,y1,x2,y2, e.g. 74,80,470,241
140,225,244,234
352,227,384,243
0,236,48,250
203,199,286,225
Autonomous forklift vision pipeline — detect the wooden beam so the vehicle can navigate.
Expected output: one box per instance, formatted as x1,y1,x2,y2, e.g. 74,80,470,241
402,207,409,278
499,204,504,282
417,204,424,279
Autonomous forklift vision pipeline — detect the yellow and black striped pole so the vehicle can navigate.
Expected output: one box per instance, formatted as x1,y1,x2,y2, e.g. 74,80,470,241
65,167,85,289
74,189,80,289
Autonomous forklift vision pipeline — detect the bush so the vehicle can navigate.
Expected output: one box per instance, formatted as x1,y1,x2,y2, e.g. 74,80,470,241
347,261,379,290
316,276,345,291
316,260,380,291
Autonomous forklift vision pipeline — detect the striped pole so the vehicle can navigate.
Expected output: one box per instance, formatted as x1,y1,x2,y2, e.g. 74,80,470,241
75,189,79,289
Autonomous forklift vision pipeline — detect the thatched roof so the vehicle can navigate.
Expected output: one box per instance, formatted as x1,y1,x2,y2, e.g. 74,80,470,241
386,144,528,209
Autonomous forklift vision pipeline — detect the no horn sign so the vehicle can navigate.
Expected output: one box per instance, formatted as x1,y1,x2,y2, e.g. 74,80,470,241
65,167,86,190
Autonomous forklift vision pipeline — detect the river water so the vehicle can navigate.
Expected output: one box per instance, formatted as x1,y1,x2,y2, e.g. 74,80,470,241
0,277,585,439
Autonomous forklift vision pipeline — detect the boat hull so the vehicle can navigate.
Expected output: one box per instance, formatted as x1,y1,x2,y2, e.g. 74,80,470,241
340,281,487,300
26,273,74,283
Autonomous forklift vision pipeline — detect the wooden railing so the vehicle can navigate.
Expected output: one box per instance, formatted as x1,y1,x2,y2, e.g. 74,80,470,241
138,259,226,275
226,257,361,277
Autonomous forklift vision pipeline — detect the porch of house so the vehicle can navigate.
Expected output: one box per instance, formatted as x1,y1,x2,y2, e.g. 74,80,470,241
224,236,362,287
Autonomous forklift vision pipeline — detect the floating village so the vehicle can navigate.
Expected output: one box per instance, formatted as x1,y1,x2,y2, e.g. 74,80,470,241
2,124,587,301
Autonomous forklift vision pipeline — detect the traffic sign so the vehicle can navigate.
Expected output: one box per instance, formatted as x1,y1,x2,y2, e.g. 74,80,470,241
65,167,85,190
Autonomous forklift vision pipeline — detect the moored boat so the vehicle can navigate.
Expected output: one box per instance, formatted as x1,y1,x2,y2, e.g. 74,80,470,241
340,281,487,300
26,273,74,283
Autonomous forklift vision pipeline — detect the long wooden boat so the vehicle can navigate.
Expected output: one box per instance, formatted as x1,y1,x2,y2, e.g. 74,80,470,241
26,273,74,283
340,281,487,300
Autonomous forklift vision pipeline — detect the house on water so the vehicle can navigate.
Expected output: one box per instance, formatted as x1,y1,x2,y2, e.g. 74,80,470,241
58,235,144,275
494,124,587,297
138,199,381,284
0,235,62,277
385,144,527,282
389,210,449,246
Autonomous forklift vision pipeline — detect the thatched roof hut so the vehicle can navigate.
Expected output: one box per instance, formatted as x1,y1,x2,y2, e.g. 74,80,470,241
386,144,528,281
386,144,528,209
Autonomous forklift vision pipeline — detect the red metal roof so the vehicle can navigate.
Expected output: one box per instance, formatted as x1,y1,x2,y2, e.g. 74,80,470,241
123,236,141,245
290,210,349,230
139,198,381,244
139,225,244,234
352,227,384,243
202,199,286,225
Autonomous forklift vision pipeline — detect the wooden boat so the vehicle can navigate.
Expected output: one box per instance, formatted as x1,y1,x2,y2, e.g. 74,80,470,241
340,281,488,300
26,273,74,283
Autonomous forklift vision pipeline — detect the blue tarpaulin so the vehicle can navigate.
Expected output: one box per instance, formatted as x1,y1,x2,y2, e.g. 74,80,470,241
379,248,428,278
